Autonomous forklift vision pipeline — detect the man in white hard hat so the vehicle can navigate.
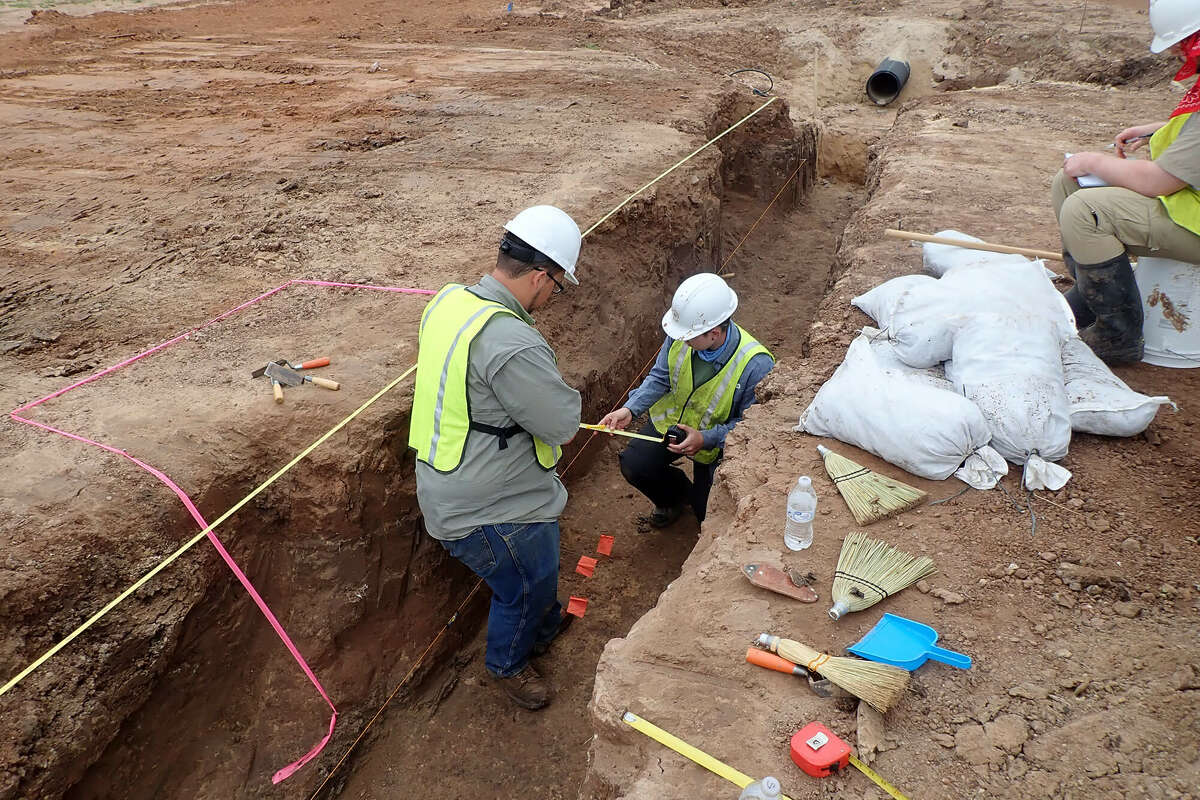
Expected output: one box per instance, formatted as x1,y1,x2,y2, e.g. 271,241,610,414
599,273,774,527
1051,0,1200,364
409,205,582,710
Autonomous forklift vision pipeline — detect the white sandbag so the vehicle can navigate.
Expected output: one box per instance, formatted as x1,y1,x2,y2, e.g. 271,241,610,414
851,275,937,329
938,260,1075,340
946,313,1072,486
862,326,955,392
1061,336,1174,436
798,335,999,481
885,282,970,368
880,257,1072,368
922,229,1059,281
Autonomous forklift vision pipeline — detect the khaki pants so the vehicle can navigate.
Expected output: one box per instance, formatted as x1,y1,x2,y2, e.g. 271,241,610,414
1051,169,1200,264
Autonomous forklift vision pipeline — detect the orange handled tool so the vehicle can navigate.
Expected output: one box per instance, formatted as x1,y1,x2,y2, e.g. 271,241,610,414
745,648,833,697
746,648,806,676
291,357,330,370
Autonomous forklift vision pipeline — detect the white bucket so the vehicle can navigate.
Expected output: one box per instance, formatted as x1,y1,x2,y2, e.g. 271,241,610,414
1137,256,1200,368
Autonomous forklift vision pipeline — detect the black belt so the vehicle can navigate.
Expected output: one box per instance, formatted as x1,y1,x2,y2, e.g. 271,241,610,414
469,420,527,450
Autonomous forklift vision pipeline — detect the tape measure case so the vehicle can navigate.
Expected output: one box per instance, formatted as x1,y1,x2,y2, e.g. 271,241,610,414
789,722,851,778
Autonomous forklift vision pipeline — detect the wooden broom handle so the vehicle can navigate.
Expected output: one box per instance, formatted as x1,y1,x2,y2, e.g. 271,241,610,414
884,229,1064,262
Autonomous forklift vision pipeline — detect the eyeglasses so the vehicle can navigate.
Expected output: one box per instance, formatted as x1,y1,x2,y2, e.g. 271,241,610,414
540,268,565,295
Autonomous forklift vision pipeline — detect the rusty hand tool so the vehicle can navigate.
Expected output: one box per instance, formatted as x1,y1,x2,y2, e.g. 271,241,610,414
250,357,330,379
743,563,818,603
264,361,340,392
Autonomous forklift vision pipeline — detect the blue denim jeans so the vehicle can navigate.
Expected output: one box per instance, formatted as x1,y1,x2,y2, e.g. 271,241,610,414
441,521,563,678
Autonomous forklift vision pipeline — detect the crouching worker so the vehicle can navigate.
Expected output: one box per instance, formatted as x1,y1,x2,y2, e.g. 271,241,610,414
599,273,774,527
409,205,582,710
1052,0,1200,364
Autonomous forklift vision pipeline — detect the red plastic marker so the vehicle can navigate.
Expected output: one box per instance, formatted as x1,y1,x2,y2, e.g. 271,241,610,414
596,535,614,556
576,555,598,577
566,596,588,618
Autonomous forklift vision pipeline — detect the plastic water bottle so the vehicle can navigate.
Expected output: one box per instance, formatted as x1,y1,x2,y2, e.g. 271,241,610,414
738,777,782,800
784,476,816,551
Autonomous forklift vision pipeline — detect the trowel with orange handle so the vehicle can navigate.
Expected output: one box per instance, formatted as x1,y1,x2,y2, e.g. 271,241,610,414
250,357,331,378
744,648,833,697
263,361,339,403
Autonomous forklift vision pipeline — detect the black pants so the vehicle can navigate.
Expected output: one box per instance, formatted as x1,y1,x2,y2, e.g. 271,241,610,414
618,423,717,522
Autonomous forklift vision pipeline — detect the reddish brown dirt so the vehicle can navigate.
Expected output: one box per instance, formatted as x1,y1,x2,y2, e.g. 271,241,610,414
2,0,1198,799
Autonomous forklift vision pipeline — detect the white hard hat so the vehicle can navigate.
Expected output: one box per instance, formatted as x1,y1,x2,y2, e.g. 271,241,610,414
1149,0,1200,53
502,205,582,284
661,273,738,340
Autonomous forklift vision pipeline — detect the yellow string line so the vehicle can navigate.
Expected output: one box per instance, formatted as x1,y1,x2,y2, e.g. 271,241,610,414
581,96,778,238
0,365,416,698
5,89,782,714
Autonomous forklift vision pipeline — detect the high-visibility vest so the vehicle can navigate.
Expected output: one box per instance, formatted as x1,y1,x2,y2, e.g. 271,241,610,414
1150,113,1200,237
647,324,771,465
409,284,561,473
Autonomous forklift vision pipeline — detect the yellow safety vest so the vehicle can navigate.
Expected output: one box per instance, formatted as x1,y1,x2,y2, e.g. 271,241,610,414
1150,113,1200,237
409,284,561,473
647,324,771,465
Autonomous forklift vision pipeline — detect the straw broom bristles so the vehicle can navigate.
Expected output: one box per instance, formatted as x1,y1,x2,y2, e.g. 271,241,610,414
757,633,910,713
817,445,926,525
828,532,936,621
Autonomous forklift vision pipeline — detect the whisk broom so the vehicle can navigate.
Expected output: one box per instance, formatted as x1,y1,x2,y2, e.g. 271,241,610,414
829,531,935,620
755,633,910,713
817,445,926,525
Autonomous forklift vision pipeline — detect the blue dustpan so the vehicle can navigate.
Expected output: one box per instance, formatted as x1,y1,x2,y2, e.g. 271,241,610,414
848,613,972,671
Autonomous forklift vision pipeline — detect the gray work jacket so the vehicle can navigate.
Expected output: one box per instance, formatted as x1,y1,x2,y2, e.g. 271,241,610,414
414,274,581,541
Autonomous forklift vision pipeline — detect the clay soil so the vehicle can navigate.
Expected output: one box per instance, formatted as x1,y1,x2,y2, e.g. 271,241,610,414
2,0,1198,799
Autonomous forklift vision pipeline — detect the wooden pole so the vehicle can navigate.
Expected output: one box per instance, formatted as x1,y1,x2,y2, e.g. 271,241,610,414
884,229,1064,262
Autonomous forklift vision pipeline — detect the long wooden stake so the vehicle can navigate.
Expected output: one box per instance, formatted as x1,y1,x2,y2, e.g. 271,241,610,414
884,229,1063,262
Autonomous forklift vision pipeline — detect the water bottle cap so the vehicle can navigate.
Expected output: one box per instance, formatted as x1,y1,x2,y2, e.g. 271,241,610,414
797,476,811,488
761,776,781,795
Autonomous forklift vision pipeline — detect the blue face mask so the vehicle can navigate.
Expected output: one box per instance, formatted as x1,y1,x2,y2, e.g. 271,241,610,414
695,324,733,362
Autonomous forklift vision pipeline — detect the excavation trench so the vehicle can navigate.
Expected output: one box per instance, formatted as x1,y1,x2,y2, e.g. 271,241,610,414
42,95,835,800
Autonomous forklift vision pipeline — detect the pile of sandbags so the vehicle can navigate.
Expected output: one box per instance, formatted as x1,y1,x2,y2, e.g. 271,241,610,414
801,231,1172,490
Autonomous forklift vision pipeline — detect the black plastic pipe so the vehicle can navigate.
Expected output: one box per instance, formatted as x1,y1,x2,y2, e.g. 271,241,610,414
866,56,910,106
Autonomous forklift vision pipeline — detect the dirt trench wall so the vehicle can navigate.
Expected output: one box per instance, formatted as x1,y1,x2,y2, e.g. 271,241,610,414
2,94,814,800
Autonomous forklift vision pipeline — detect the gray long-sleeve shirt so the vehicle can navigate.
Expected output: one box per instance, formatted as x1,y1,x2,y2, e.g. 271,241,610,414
415,274,581,541
624,324,774,452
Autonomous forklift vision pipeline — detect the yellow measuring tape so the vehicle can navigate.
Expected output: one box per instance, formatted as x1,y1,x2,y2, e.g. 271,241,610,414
578,423,664,442
2,94,782,698
622,711,796,799
848,754,910,800
624,711,910,800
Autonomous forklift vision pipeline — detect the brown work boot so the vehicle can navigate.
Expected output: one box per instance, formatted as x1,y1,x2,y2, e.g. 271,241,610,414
492,663,552,710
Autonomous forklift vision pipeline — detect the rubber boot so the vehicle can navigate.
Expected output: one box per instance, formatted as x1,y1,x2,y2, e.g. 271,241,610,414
1062,252,1096,329
1074,253,1144,365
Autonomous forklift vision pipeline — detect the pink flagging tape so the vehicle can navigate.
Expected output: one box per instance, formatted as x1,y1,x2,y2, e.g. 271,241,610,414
566,596,589,618
596,535,614,556
7,277,433,781
575,555,598,578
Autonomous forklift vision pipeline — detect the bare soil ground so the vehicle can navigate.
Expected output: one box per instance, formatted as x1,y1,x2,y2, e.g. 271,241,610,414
1,0,1197,798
